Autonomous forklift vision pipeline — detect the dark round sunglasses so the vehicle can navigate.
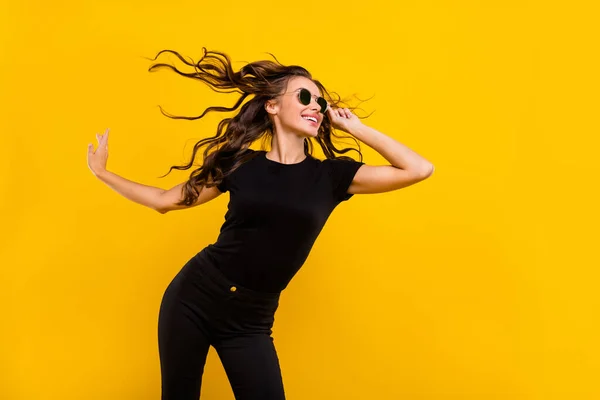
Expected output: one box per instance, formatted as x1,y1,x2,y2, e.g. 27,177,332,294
296,88,328,114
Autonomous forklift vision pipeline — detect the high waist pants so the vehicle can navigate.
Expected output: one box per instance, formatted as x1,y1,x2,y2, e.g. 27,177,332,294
158,253,285,400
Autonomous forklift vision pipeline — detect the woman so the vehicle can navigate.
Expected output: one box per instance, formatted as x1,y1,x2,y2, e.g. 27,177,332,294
87,48,434,400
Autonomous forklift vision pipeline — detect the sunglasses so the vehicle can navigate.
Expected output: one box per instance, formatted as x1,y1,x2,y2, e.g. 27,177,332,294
285,88,328,114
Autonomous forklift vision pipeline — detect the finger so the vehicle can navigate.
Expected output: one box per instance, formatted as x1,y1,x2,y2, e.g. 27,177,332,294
88,143,94,155
103,128,110,145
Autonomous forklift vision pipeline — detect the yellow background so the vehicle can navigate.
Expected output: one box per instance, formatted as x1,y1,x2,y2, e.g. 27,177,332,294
1,0,598,399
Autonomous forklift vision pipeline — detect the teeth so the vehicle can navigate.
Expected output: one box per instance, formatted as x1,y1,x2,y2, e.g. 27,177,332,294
302,116,317,123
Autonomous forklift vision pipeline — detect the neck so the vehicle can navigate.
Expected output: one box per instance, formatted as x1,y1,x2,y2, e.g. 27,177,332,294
267,133,306,164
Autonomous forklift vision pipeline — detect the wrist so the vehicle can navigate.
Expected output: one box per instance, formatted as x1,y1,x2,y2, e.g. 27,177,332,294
95,168,109,180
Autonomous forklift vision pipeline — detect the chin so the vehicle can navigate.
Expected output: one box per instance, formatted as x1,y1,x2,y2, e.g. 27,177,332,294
304,130,319,139
294,124,319,138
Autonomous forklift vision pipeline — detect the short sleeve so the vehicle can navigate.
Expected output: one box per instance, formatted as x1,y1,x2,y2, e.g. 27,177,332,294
217,176,228,193
324,158,365,202
215,155,232,193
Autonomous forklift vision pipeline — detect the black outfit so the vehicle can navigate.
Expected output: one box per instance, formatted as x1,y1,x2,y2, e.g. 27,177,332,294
158,149,364,399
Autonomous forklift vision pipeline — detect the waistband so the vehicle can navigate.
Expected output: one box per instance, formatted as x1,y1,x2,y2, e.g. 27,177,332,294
191,250,281,302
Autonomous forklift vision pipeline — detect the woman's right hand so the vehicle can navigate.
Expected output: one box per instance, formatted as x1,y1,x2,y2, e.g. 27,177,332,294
87,128,110,177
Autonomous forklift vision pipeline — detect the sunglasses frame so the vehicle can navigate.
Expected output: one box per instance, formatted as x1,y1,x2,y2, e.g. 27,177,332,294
277,87,328,114
297,88,328,114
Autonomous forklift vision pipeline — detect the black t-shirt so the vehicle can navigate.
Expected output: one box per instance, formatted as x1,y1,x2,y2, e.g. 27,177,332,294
195,149,364,293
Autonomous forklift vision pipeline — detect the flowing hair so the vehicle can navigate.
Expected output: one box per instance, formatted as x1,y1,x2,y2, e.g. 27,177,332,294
145,47,371,206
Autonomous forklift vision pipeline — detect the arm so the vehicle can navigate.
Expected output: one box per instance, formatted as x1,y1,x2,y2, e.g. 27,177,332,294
349,123,434,174
347,123,434,194
87,128,222,214
95,170,222,214
326,108,435,195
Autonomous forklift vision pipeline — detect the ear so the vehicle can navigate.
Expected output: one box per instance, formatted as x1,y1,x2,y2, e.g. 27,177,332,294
265,98,279,115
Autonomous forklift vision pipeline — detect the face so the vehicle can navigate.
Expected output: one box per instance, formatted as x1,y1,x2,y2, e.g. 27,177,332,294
266,76,326,138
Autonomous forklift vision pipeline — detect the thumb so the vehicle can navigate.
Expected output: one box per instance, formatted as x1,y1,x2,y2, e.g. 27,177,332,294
88,143,94,155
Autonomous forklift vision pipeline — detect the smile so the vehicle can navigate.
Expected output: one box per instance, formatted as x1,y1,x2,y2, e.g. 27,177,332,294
301,116,318,126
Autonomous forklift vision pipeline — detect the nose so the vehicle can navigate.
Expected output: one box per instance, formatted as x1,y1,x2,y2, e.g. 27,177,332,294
308,97,322,113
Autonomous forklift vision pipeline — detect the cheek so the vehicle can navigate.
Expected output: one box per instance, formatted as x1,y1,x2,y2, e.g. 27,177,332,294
281,106,303,125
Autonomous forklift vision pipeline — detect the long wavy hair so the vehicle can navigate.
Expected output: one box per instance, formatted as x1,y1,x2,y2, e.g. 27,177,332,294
146,47,371,206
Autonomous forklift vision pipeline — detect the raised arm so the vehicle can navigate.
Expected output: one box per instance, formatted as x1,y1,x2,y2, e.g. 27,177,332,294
87,129,222,214
94,171,222,214
326,107,434,195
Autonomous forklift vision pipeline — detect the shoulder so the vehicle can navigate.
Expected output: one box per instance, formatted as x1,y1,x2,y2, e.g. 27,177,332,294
218,148,259,168
215,148,259,193
320,156,365,173
318,156,365,202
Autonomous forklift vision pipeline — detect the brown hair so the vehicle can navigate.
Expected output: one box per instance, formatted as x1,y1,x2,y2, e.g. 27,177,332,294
146,47,370,206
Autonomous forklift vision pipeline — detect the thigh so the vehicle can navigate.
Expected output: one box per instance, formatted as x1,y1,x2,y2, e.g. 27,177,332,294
158,271,212,400
215,334,286,400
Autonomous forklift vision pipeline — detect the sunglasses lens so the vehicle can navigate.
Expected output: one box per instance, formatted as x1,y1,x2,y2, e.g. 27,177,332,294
299,88,328,113
299,89,312,105
317,98,327,113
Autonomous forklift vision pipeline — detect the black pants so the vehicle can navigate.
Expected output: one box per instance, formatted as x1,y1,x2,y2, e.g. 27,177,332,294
158,253,285,400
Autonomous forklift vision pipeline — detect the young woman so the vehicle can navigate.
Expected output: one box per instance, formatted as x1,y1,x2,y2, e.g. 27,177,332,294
87,48,434,400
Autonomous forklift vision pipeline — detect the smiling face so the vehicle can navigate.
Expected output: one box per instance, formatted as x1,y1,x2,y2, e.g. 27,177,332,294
265,76,326,138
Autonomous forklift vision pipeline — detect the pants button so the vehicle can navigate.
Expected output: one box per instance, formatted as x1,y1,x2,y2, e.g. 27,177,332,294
230,286,237,292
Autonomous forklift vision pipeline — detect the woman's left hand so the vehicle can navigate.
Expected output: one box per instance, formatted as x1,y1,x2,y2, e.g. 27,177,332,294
326,106,364,134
